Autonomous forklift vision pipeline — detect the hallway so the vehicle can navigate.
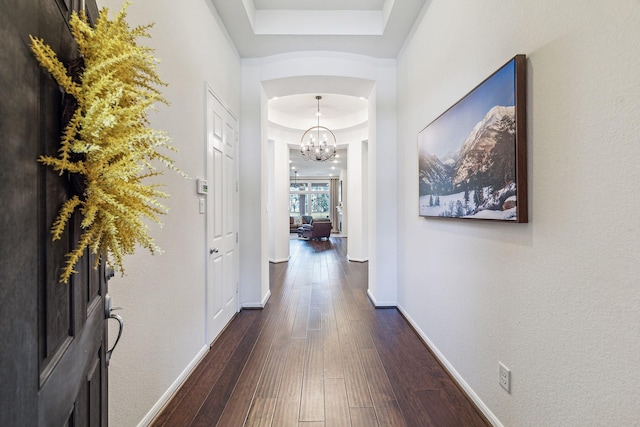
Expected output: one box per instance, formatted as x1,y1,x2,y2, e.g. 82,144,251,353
152,237,489,426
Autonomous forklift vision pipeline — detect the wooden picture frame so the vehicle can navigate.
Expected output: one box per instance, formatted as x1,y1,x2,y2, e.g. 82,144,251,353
418,54,528,222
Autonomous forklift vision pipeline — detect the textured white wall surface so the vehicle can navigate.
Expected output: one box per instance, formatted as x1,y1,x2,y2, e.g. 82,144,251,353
267,138,290,263
397,1,640,425
97,1,240,426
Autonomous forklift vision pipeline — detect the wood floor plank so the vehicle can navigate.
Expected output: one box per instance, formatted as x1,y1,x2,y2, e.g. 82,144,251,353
245,397,276,427
350,320,374,350
415,389,470,427
255,348,287,398
323,327,343,380
321,304,337,335
340,341,372,408
300,374,324,422
358,348,396,403
308,307,322,330
310,283,324,308
272,400,302,427
324,378,350,427
274,339,306,400
349,407,379,427
273,288,302,347
291,303,310,339
332,295,353,343
299,330,324,422
272,339,306,427
373,400,408,427
421,380,490,427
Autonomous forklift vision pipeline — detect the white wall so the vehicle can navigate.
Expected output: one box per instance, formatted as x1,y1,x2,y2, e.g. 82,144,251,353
97,1,240,426
367,78,398,306
397,1,640,425
347,140,367,261
267,138,290,263
240,67,271,307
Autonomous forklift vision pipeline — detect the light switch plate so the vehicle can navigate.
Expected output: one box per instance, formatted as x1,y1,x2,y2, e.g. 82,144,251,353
197,179,208,195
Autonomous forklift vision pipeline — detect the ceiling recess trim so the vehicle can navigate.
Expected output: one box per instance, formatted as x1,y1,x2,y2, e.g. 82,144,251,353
243,0,396,36
253,11,383,35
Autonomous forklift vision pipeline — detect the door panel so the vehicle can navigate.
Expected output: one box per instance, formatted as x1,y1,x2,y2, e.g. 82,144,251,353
0,0,108,425
209,256,224,318
213,150,223,238
225,150,235,236
224,249,236,306
206,89,239,344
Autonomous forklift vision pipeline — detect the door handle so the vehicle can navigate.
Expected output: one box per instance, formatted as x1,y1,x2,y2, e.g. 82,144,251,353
210,248,219,254
104,294,124,366
106,313,124,366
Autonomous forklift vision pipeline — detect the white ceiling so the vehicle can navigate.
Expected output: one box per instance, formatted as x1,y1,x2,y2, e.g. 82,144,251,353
208,0,426,177
269,93,368,131
209,0,427,59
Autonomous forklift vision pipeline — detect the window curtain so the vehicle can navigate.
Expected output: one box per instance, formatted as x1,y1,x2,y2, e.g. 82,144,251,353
330,178,339,233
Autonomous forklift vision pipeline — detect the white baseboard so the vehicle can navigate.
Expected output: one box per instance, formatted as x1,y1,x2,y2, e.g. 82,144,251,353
262,289,271,306
269,257,290,263
138,344,209,427
396,304,503,427
366,289,396,308
347,256,368,262
241,289,272,309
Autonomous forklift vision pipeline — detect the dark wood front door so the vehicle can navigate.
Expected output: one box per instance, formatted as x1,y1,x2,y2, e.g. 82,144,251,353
0,0,110,425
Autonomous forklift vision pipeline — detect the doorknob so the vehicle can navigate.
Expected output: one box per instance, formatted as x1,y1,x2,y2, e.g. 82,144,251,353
210,248,219,254
104,294,124,366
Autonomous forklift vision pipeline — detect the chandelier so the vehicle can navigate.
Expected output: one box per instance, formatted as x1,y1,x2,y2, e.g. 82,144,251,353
300,95,337,162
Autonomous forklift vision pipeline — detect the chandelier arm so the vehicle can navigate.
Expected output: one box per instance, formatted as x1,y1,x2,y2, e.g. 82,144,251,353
300,126,336,145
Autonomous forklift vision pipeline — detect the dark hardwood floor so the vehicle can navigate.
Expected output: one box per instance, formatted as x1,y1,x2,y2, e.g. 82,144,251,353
151,237,490,426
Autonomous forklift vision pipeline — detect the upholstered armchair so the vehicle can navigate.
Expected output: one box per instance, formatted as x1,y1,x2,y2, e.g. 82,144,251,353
291,215,313,233
298,221,332,240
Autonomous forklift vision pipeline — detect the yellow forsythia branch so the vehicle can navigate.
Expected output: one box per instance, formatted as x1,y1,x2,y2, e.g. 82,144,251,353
30,2,186,283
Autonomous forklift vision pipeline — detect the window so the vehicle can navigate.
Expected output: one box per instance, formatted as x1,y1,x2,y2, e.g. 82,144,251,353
289,193,307,216
290,179,330,219
311,193,329,216
311,182,329,192
290,182,308,192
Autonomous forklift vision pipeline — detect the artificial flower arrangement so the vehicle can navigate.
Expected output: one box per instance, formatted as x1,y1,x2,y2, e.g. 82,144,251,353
30,2,184,283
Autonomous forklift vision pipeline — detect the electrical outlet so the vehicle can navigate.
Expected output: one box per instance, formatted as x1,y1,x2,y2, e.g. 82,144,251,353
499,362,511,393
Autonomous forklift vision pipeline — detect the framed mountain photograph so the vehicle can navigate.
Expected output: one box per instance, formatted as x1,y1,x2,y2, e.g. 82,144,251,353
418,54,528,222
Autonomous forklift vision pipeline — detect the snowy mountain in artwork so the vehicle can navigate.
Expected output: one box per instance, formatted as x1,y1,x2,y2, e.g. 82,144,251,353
419,105,518,220
418,151,454,195
453,106,515,187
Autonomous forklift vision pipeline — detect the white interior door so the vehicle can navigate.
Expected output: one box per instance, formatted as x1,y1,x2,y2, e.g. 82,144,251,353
206,88,239,344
